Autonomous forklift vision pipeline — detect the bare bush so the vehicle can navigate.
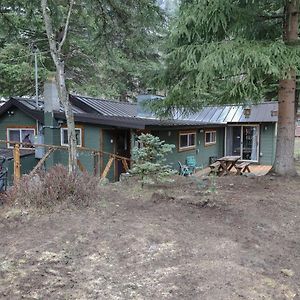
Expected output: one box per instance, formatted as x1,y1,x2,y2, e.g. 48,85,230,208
4,165,101,209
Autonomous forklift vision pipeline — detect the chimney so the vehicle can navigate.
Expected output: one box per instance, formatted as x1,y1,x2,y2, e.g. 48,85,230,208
136,94,163,118
44,75,60,113
42,76,60,168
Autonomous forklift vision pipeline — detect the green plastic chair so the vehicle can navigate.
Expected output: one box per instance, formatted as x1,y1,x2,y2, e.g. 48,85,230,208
178,161,193,176
186,155,197,173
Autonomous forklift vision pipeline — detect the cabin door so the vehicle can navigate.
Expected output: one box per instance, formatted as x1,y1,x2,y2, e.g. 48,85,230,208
115,130,131,180
226,125,259,162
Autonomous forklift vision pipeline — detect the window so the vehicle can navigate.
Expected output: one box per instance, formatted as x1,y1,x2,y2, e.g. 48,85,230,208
205,130,217,145
60,128,83,147
7,128,35,148
179,132,196,150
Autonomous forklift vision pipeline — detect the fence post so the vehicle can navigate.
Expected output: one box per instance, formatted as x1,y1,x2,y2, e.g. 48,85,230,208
13,143,21,183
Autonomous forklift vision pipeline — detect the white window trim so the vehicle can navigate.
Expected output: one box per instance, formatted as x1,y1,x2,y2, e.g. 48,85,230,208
179,131,196,151
7,128,36,149
205,130,217,146
60,128,83,147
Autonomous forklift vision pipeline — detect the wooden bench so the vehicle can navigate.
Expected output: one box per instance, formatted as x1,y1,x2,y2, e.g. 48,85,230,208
209,161,221,175
234,162,251,175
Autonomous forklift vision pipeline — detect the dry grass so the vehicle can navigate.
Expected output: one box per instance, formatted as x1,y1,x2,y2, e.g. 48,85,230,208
3,165,102,210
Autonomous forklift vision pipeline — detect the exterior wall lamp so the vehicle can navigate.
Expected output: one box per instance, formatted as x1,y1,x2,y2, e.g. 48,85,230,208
7,110,14,116
243,105,252,118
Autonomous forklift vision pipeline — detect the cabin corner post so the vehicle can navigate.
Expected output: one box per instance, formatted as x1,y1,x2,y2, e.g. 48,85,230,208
13,143,21,183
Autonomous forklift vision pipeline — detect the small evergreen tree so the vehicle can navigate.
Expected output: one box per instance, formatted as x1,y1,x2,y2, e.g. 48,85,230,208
130,134,176,185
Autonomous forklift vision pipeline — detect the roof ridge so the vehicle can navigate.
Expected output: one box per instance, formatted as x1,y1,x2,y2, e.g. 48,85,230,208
204,101,278,108
71,94,137,106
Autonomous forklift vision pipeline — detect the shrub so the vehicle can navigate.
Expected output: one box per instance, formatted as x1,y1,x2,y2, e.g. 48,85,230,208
130,134,176,185
5,165,101,209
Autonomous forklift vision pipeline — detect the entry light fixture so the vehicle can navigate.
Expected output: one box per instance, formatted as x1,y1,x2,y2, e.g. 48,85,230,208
7,110,14,116
243,104,252,118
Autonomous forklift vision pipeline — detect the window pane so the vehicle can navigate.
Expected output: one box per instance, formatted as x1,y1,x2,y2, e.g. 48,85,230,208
75,129,81,146
205,133,211,143
62,128,82,146
63,129,68,144
180,134,188,148
8,130,20,142
212,132,216,142
21,129,34,147
189,133,195,146
205,131,216,144
8,129,20,147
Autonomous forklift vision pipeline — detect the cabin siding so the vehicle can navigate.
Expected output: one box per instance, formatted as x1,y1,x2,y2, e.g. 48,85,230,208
0,106,278,183
0,108,37,140
0,108,38,184
259,123,276,165
153,127,224,171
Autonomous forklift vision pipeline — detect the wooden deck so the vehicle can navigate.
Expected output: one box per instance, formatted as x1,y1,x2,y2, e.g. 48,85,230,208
195,164,272,177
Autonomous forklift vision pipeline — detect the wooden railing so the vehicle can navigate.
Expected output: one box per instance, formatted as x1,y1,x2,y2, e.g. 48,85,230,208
0,139,131,184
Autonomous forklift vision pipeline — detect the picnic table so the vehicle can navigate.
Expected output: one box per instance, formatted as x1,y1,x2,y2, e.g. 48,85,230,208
216,156,241,176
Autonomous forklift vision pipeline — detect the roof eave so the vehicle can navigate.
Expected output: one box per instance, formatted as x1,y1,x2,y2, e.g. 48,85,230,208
0,98,43,122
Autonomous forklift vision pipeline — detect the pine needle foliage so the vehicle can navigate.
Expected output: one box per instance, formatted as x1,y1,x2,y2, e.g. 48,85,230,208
130,134,176,186
0,0,165,99
153,0,300,116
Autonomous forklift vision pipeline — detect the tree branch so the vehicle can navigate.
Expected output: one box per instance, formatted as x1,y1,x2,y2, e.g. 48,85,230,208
41,0,58,65
258,14,284,20
58,0,74,53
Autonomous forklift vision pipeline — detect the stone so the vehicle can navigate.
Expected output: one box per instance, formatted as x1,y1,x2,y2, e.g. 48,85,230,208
281,269,295,277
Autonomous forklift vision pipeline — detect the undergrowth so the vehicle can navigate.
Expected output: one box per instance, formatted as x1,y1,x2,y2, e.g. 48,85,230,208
4,165,101,210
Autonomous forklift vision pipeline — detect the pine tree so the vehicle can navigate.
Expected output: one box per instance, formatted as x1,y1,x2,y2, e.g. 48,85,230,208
0,0,165,99
156,0,300,175
131,134,175,185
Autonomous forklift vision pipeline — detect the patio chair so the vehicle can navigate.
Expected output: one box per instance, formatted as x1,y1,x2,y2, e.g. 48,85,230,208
186,155,197,173
178,161,193,176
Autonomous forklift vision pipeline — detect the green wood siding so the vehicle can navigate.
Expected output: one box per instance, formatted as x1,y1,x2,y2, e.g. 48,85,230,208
259,123,276,165
0,107,277,183
0,108,38,184
152,128,225,171
0,108,37,141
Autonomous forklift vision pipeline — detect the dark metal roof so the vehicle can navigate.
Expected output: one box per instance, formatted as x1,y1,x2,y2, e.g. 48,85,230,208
70,95,137,117
1,96,278,130
70,95,278,124
185,102,278,124
54,112,215,129
0,98,44,122
13,97,84,114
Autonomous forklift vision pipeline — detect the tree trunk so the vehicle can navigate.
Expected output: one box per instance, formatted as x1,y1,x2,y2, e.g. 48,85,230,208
57,61,77,173
273,0,298,176
41,0,77,174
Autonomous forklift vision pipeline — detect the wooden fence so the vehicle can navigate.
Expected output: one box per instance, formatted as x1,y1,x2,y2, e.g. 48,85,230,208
0,140,131,184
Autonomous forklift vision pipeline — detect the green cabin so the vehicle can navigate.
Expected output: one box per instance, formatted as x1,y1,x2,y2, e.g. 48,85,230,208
0,80,278,184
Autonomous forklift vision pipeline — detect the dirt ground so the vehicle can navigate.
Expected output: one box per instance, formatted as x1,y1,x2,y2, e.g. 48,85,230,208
0,173,300,300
